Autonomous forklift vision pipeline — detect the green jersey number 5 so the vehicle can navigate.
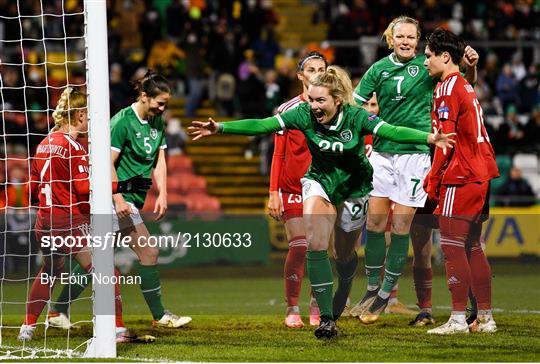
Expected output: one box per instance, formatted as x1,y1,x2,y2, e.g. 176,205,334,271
143,137,152,154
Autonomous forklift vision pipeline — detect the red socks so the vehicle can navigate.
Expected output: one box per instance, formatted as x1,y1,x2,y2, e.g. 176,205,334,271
114,267,125,328
468,245,492,311
413,267,433,309
25,264,64,326
439,217,473,313
284,236,308,307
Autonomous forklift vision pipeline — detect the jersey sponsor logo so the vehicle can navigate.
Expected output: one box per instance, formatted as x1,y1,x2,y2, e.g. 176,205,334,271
340,129,352,142
407,65,419,77
465,84,475,93
367,114,378,122
135,132,142,139
382,71,390,78
150,128,158,140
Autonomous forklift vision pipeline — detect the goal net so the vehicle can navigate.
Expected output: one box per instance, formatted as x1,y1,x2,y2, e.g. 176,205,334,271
0,0,115,359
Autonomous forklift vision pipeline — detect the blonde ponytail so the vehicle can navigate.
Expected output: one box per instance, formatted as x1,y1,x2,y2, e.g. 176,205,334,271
309,65,354,106
382,16,420,49
52,87,87,128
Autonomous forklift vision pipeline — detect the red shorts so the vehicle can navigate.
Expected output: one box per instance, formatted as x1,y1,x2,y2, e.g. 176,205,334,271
280,190,303,221
435,182,490,223
35,219,90,255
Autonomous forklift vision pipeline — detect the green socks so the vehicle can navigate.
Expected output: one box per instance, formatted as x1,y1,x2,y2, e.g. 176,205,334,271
333,251,358,319
381,233,410,294
364,230,386,288
138,263,165,320
307,250,334,320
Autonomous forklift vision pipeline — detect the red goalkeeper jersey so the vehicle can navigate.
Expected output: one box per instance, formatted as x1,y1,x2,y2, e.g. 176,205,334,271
269,95,312,195
429,73,499,186
30,132,90,226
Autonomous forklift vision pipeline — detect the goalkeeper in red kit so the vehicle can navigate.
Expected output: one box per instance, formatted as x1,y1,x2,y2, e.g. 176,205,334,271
18,88,151,342
423,29,499,334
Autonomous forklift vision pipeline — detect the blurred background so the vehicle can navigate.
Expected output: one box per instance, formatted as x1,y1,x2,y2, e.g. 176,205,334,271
0,0,538,273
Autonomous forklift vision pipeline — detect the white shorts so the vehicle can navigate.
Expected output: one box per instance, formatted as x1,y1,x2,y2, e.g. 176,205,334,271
112,201,144,231
301,178,369,232
369,151,430,208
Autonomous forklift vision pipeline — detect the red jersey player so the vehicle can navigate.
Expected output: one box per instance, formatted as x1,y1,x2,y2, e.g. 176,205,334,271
267,51,326,328
18,88,151,342
423,29,499,334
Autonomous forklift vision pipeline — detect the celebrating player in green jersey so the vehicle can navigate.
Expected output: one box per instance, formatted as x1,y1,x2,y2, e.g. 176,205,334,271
189,66,455,339
350,16,479,325
109,71,192,329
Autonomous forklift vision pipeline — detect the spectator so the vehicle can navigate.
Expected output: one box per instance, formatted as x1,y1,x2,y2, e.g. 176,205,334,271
251,27,280,70
496,63,519,111
164,110,187,156
240,0,265,45
183,30,207,117
237,49,265,118
495,166,536,207
109,63,132,116
264,69,281,115
114,0,145,52
510,52,527,82
518,63,540,113
165,0,188,41
523,104,540,153
496,104,525,155
147,38,186,81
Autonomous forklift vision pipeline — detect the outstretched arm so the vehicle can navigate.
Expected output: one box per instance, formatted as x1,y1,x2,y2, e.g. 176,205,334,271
375,122,456,152
189,117,283,140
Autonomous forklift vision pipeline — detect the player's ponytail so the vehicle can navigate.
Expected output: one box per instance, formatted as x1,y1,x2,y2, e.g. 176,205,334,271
383,16,420,50
132,69,171,99
52,87,87,128
310,65,354,106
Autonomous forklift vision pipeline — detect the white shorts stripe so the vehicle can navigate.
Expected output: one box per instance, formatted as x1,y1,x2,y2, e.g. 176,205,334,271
448,187,456,217
442,187,450,216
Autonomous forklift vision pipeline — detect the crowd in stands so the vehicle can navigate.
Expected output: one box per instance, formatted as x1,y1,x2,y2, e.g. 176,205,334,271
0,0,538,212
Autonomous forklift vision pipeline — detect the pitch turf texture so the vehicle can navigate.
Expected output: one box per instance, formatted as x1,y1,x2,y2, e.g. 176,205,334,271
1,259,539,362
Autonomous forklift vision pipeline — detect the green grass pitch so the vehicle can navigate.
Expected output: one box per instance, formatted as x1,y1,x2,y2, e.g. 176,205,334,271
1,259,539,362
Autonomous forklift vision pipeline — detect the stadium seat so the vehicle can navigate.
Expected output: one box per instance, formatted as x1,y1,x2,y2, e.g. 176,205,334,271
167,173,207,194
513,153,539,174
167,155,193,173
184,193,221,213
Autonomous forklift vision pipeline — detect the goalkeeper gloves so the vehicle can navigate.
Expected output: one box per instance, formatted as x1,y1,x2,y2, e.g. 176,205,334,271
114,175,152,193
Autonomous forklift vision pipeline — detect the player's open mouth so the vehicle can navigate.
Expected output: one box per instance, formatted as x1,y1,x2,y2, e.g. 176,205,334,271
313,110,325,121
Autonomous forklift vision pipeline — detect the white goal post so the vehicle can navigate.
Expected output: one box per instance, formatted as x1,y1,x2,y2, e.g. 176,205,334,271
84,0,115,358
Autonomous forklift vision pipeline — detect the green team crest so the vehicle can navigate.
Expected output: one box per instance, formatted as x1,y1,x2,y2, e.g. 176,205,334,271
150,128,158,139
408,65,419,77
340,129,353,142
